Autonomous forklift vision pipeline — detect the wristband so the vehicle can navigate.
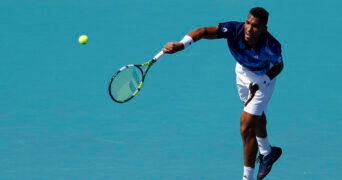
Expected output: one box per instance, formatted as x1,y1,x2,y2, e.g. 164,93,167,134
180,35,194,49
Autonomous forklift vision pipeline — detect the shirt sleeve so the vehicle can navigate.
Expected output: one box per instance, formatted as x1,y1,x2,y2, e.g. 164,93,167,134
217,21,239,39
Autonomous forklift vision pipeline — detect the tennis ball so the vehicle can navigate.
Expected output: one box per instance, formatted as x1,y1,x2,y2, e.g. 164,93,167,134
78,35,88,45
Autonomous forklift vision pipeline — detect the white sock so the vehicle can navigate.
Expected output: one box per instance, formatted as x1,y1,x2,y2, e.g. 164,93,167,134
256,136,271,156
242,166,254,180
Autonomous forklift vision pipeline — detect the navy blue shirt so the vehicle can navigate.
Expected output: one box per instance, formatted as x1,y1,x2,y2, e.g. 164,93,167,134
217,21,283,74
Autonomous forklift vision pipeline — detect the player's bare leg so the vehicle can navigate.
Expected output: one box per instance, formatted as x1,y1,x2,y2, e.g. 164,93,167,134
240,111,260,167
255,113,267,137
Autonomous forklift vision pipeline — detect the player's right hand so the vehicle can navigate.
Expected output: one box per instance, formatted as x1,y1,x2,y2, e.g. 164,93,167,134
163,42,184,54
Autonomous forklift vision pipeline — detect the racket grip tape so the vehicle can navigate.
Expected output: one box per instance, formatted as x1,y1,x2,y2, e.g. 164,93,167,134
153,51,164,60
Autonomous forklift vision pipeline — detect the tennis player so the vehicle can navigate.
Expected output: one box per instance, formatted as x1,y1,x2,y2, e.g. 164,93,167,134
163,7,283,180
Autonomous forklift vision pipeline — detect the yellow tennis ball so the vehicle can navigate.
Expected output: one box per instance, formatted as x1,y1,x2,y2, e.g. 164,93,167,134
78,35,88,44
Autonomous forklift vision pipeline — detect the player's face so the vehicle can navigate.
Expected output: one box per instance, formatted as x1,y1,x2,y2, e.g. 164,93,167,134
244,14,267,46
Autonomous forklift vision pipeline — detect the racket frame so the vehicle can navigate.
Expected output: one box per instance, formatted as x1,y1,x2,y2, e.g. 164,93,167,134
108,51,163,103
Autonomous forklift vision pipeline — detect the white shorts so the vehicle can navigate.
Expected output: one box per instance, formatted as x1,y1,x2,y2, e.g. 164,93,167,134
235,63,276,116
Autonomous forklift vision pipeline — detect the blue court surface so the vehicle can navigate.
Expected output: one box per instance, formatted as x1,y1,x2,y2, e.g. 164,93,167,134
1,0,341,179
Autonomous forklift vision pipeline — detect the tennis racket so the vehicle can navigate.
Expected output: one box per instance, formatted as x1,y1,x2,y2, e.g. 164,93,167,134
108,51,165,103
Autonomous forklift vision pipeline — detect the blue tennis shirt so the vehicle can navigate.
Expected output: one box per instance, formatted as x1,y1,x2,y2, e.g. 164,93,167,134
217,21,283,75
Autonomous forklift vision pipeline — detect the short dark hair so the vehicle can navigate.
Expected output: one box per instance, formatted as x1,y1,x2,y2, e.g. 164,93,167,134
249,7,269,25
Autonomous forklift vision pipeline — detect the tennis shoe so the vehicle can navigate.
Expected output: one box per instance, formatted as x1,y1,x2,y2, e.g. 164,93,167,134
257,146,282,180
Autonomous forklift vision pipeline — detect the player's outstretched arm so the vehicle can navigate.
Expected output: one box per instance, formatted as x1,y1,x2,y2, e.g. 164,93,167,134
163,26,219,54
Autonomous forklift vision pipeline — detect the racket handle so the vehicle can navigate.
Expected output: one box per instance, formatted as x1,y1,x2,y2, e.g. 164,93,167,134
153,51,164,61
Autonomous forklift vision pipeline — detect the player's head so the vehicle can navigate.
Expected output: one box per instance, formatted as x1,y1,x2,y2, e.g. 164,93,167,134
249,7,269,25
244,7,269,46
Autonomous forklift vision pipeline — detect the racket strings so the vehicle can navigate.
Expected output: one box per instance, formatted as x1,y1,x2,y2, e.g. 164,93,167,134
109,66,143,102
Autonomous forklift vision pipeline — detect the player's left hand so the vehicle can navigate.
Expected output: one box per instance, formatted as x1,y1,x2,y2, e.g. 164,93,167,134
244,83,259,106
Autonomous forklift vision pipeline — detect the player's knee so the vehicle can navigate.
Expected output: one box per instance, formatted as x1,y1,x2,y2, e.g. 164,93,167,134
240,124,252,138
240,120,254,138
240,111,259,138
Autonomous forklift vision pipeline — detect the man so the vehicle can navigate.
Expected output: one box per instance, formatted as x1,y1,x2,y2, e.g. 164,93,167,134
162,7,283,180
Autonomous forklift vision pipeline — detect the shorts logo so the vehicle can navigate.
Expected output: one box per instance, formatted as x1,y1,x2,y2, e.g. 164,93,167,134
222,27,228,32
